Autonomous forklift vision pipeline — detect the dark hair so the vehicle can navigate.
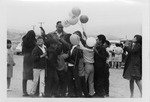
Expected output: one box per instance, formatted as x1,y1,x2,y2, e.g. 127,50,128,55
25,30,36,40
56,21,61,26
97,34,106,44
134,35,142,45
22,30,36,53
105,40,111,47
115,43,120,47
63,33,72,44
120,43,123,48
73,31,82,38
7,39,11,44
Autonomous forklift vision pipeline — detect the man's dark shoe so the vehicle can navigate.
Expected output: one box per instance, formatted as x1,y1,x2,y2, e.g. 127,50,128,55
23,93,29,97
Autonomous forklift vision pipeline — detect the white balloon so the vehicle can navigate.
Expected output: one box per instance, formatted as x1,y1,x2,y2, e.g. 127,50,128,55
70,34,80,45
68,17,78,25
61,19,70,27
69,11,76,19
72,7,81,17
86,37,96,47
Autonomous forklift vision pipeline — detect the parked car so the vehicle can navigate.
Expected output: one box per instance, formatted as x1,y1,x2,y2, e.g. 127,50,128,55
15,42,22,55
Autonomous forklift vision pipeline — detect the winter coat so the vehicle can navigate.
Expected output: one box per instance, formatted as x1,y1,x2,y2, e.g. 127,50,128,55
123,43,142,80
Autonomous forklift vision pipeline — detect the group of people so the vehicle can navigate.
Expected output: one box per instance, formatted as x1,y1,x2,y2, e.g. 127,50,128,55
105,42,128,70
7,21,142,98
21,21,111,98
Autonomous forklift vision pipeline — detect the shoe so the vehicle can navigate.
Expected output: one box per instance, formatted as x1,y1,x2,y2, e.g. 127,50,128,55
87,95,93,98
30,93,37,97
23,93,29,97
92,93,98,97
105,94,109,97
7,89,12,91
39,93,45,98
67,94,75,97
93,93,104,98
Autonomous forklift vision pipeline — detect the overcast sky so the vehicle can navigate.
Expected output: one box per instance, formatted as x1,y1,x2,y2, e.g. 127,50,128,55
7,0,148,40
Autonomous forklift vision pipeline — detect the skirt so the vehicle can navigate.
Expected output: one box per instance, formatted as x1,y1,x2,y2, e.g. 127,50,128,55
23,53,34,80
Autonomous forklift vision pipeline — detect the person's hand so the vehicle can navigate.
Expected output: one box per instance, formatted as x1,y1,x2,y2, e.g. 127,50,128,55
124,41,130,47
132,42,135,46
62,53,69,59
106,60,109,64
40,52,47,58
40,27,45,36
43,52,47,56
45,56,48,59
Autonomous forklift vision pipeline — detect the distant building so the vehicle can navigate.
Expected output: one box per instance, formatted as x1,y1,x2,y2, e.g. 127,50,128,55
120,39,132,44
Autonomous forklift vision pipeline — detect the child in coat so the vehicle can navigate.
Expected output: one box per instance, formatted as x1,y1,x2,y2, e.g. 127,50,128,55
30,36,47,97
7,39,15,91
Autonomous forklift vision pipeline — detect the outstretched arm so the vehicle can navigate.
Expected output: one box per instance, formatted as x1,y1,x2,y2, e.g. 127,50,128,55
83,31,87,40
40,27,46,41
125,44,141,53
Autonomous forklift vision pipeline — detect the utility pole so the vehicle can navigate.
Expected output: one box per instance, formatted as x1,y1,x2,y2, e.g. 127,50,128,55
38,22,44,27
32,25,36,31
125,35,127,40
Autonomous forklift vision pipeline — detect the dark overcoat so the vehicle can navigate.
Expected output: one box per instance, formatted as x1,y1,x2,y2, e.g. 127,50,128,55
123,43,142,80
22,36,36,80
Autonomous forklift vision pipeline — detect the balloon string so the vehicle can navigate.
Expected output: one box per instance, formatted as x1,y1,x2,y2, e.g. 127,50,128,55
78,21,82,28
77,21,84,32
81,23,88,40
84,24,86,31
78,21,87,39
81,22,84,32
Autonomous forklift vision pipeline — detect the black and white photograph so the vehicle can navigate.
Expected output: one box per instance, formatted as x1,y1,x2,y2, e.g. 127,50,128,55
1,0,150,102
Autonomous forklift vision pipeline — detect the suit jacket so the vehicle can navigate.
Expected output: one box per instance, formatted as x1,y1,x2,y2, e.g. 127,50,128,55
66,46,83,66
32,46,47,69
43,30,71,53
46,46,58,77
47,30,67,40
94,45,109,74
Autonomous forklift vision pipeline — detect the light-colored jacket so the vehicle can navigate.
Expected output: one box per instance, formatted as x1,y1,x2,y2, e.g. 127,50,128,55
80,46,94,64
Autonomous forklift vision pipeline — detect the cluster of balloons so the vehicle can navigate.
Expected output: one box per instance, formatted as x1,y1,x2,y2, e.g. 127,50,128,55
65,7,96,47
70,35,96,47
62,7,89,27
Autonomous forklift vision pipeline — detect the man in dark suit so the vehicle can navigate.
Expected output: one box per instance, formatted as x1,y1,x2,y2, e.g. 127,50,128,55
41,21,70,50
40,21,71,97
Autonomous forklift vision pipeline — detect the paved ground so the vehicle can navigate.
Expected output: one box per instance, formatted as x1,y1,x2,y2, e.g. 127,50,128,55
7,55,141,98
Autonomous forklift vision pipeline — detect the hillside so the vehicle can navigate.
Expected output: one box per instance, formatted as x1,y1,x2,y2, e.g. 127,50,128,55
7,29,25,42
7,28,123,43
